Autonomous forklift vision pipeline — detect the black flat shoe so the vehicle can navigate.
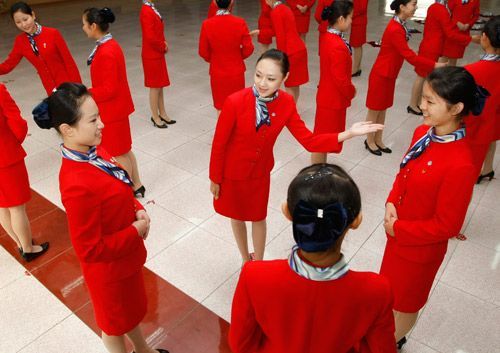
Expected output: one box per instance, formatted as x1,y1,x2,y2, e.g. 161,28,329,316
134,185,146,198
351,69,362,77
364,140,382,156
160,115,176,125
151,117,168,129
397,336,407,350
375,143,392,154
477,170,494,184
407,105,423,116
21,242,49,262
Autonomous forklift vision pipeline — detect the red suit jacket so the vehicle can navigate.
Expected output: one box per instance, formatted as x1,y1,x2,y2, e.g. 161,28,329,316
140,4,167,59
207,0,218,18
448,0,480,33
258,0,274,44
210,88,341,183
387,125,476,264
370,19,435,79
89,39,135,123
199,13,254,76
287,0,316,33
60,152,146,284
0,27,81,95
317,32,355,109
352,0,369,27
229,260,397,353
0,84,27,168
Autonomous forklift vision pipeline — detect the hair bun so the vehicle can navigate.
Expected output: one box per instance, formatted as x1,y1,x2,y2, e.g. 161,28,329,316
32,100,52,130
471,85,491,116
390,0,398,11
321,5,334,21
99,7,115,24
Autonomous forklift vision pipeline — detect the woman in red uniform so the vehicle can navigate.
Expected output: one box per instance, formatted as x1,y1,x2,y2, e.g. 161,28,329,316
380,67,486,349
314,0,332,52
253,0,274,53
40,82,167,353
464,16,500,181
83,7,146,198
407,0,472,116
442,0,480,66
0,2,81,96
199,0,254,115
364,0,440,156
312,1,356,163
140,0,175,129
230,163,397,353
287,0,317,41
209,49,383,263
0,84,49,262
350,0,369,76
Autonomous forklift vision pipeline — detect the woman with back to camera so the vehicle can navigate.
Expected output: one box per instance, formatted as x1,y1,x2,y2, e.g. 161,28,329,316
363,0,443,156
82,7,146,198
34,82,168,353
380,66,488,349
209,49,383,264
350,0,369,77
0,1,81,95
287,0,317,42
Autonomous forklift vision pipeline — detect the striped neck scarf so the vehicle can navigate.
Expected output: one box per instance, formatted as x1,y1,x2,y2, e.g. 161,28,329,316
289,246,349,281
272,1,283,8
87,33,113,66
216,9,231,15
143,0,162,20
253,85,279,131
327,27,352,55
480,53,500,62
61,145,133,186
400,126,466,168
393,15,410,41
461,0,469,4
26,23,42,56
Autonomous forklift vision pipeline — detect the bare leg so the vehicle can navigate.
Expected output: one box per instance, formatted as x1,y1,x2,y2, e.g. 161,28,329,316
10,205,41,253
260,43,270,54
115,151,143,189
438,56,448,63
311,152,327,164
374,110,387,148
299,33,306,42
125,325,157,353
447,58,458,66
0,208,21,248
365,109,381,149
231,219,251,263
157,87,168,118
285,86,300,103
408,75,425,112
481,142,496,174
393,310,419,342
102,332,127,353
149,88,161,124
251,220,267,260
352,46,363,74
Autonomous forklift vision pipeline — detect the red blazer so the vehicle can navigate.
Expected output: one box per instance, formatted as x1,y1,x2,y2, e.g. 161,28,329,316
0,27,81,95
207,0,218,18
288,0,316,32
89,39,134,123
418,3,471,58
263,3,306,56
386,125,476,264
210,88,341,183
317,32,355,109
314,0,331,34
370,19,435,79
464,60,500,144
199,14,254,76
0,84,27,168
448,0,480,31
258,0,274,43
229,260,397,353
352,0,369,27
140,4,167,59
59,151,147,284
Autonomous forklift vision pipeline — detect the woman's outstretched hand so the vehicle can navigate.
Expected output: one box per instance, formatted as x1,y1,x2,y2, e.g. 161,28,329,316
338,121,384,142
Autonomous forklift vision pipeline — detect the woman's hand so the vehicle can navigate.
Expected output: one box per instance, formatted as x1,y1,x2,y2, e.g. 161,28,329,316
471,34,481,44
210,181,220,200
384,202,398,237
135,210,151,239
132,219,149,239
338,121,384,142
164,41,169,54
249,29,260,37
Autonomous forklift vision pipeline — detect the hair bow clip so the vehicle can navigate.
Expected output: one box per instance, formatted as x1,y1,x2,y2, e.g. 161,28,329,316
471,84,491,116
32,101,52,130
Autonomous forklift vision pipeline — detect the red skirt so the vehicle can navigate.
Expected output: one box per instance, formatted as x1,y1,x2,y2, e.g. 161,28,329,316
349,23,367,47
442,36,469,59
366,73,396,111
285,50,309,87
214,176,270,222
142,57,170,88
210,73,245,110
294,13,311,34
415,50,439,77
100,117,132,157
86,269,147,335
0,160,31,208
380,241,442,313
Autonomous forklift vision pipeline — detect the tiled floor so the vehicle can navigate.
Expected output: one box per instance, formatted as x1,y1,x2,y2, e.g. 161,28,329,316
1,1,499,352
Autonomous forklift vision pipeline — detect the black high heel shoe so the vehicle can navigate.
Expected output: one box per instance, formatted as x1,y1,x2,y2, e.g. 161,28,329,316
407,106,423,116
476,170,494,184
134,185,146,198
21,242,49,262
151,117,168,129
351,69,362,77
396,336,407,350
364,140,382,156
160,115,176,125
375,143,392,154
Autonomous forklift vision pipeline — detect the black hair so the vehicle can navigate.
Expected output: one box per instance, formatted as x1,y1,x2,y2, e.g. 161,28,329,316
83,7,115,33
215,0,231,9
34,83,91,132
287,164,361,252
426,66,486,119
10,2,33,17
256,49,290,76
389,0,412,14
483,15,500,49
321,0,354,26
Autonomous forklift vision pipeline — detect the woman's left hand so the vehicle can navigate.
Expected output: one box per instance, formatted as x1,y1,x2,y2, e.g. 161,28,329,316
349,121,385,137
384,217,396,237
136,210,151,239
